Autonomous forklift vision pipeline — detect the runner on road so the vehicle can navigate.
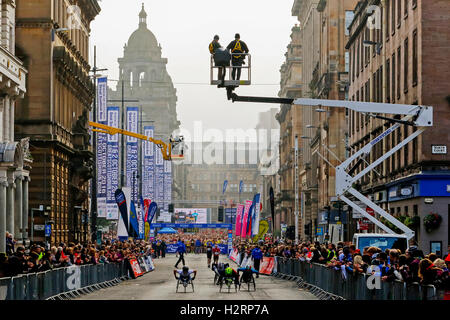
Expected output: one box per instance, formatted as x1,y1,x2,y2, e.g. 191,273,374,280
213,244,221,265
206,241,213,268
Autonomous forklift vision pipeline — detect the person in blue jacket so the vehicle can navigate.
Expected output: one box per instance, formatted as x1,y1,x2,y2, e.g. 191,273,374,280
175,240,186,268
251,246,263,277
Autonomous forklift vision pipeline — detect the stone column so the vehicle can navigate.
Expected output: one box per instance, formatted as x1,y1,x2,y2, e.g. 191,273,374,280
14,173,23,242
22,175,30,242
6,174,15,237
0,175,8,253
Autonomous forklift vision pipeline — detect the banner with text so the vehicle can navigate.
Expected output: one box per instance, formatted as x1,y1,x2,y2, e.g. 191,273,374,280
96,77,108,218
142,126,155,201
106,106,120,220
126,107,139,203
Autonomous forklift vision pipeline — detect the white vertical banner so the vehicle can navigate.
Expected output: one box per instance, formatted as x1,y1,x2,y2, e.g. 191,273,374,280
142,126,155,201
106,106,120,220
96,77,108,218
126,107,139,203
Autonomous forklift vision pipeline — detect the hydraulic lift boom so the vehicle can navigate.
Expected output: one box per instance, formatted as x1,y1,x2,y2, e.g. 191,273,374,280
89,121,184,161
225,90,433,240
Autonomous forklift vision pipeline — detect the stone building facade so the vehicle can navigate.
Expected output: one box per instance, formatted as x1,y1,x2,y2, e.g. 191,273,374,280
346,0,450,253
0,0,29,252
287,0,357,242
276,24,303,239
15,0,100,245
256,109,280,234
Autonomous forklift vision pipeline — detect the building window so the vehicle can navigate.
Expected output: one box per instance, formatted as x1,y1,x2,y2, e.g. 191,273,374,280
360,36,364,72
378,66,383,102
386,0,390,41
413,205,418,216
413,29,418,86
345,11,354,37
373,73,376,102
412,0,417,9
404,125,409,166
392,53,396,103
352,45,356,81
392,0,396,35
404,0,408,17
386,59,390,102
396,207,401,217
397,0,402,28
404,37,409,93
405,206,409,216
357,37,361,76
397,46,401,100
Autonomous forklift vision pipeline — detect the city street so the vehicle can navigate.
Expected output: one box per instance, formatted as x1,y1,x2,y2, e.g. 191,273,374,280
76,255,317,300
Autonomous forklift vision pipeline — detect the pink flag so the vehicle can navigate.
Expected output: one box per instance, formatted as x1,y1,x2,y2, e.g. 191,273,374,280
240,200,253,238
235,204,244,236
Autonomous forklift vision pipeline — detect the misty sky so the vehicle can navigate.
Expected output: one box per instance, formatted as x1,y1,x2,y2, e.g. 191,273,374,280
90,0,297,135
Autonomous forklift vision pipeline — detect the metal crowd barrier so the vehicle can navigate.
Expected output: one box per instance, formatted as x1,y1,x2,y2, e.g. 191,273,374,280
275,258,443,300
0,261,128,300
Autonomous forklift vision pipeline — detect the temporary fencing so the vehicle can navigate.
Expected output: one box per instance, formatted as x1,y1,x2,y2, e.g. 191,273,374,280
275,258,445,300
0,255,154,300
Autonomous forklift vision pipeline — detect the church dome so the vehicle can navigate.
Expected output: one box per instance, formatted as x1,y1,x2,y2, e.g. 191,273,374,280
126,4,159,52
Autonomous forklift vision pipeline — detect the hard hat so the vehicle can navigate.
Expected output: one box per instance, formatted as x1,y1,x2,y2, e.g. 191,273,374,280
225,267,233,276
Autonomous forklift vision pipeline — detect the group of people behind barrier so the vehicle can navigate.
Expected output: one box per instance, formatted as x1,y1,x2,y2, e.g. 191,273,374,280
232,238,450,292
0,237,153,278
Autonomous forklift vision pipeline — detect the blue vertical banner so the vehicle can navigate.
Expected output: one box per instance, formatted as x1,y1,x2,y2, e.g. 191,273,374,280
142,126,155,201
126,106,139,203
106,106,120,220
251,193,261,237
239,180,244,194
223,180,228,194
225,208,237,224
96,77,108,218
163,160,172,212
154,139,165,213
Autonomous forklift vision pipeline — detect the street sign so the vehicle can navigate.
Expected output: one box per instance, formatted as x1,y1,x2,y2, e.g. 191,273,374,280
45,224,52,237
34,225,45,231
366,207,375,216
316,227,323,236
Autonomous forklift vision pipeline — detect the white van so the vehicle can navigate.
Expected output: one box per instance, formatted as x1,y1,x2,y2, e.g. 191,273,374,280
353,233,409,253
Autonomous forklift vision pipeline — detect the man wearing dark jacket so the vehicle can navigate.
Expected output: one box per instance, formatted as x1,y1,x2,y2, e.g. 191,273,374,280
251,246,263,277
227,34,249,81
209,35,227,84
175,240,186,268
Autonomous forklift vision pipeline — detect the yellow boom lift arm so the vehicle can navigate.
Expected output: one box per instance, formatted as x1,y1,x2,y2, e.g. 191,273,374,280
89,121,184,161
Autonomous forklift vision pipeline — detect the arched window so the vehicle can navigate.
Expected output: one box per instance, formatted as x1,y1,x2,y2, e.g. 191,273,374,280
139,72,145,87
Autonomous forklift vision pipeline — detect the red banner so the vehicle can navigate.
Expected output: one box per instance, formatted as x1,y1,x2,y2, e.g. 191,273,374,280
259,257,275,275
128,259,145,279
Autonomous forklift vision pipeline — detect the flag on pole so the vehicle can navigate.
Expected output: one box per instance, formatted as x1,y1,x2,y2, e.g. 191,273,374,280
223,180,228,194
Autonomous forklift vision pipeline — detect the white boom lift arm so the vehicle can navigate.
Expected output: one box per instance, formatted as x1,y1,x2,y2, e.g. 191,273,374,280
228,92,433,240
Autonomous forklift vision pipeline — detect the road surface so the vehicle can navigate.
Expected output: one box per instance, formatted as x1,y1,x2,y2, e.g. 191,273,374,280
76,254,317,300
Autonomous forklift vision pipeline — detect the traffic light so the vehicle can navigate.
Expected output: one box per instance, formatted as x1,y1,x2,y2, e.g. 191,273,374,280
218,206,224,222
168,203,174,213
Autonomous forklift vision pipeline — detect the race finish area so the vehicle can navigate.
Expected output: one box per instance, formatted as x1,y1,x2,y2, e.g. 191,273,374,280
75,254,317,300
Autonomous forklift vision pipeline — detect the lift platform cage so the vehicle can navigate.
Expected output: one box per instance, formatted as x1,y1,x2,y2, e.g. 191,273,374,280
210,52,251,87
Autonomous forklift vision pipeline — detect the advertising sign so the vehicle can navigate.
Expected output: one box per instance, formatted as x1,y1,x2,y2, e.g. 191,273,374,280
241,200,253,237
96,78,108,218
142,126,155,201
235,204,244,236
106,106,120,220
174,208,208,224
126,107,139,202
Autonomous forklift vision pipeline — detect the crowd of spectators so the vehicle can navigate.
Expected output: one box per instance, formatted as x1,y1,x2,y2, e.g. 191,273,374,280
233,238,450,290
0,236,152,278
